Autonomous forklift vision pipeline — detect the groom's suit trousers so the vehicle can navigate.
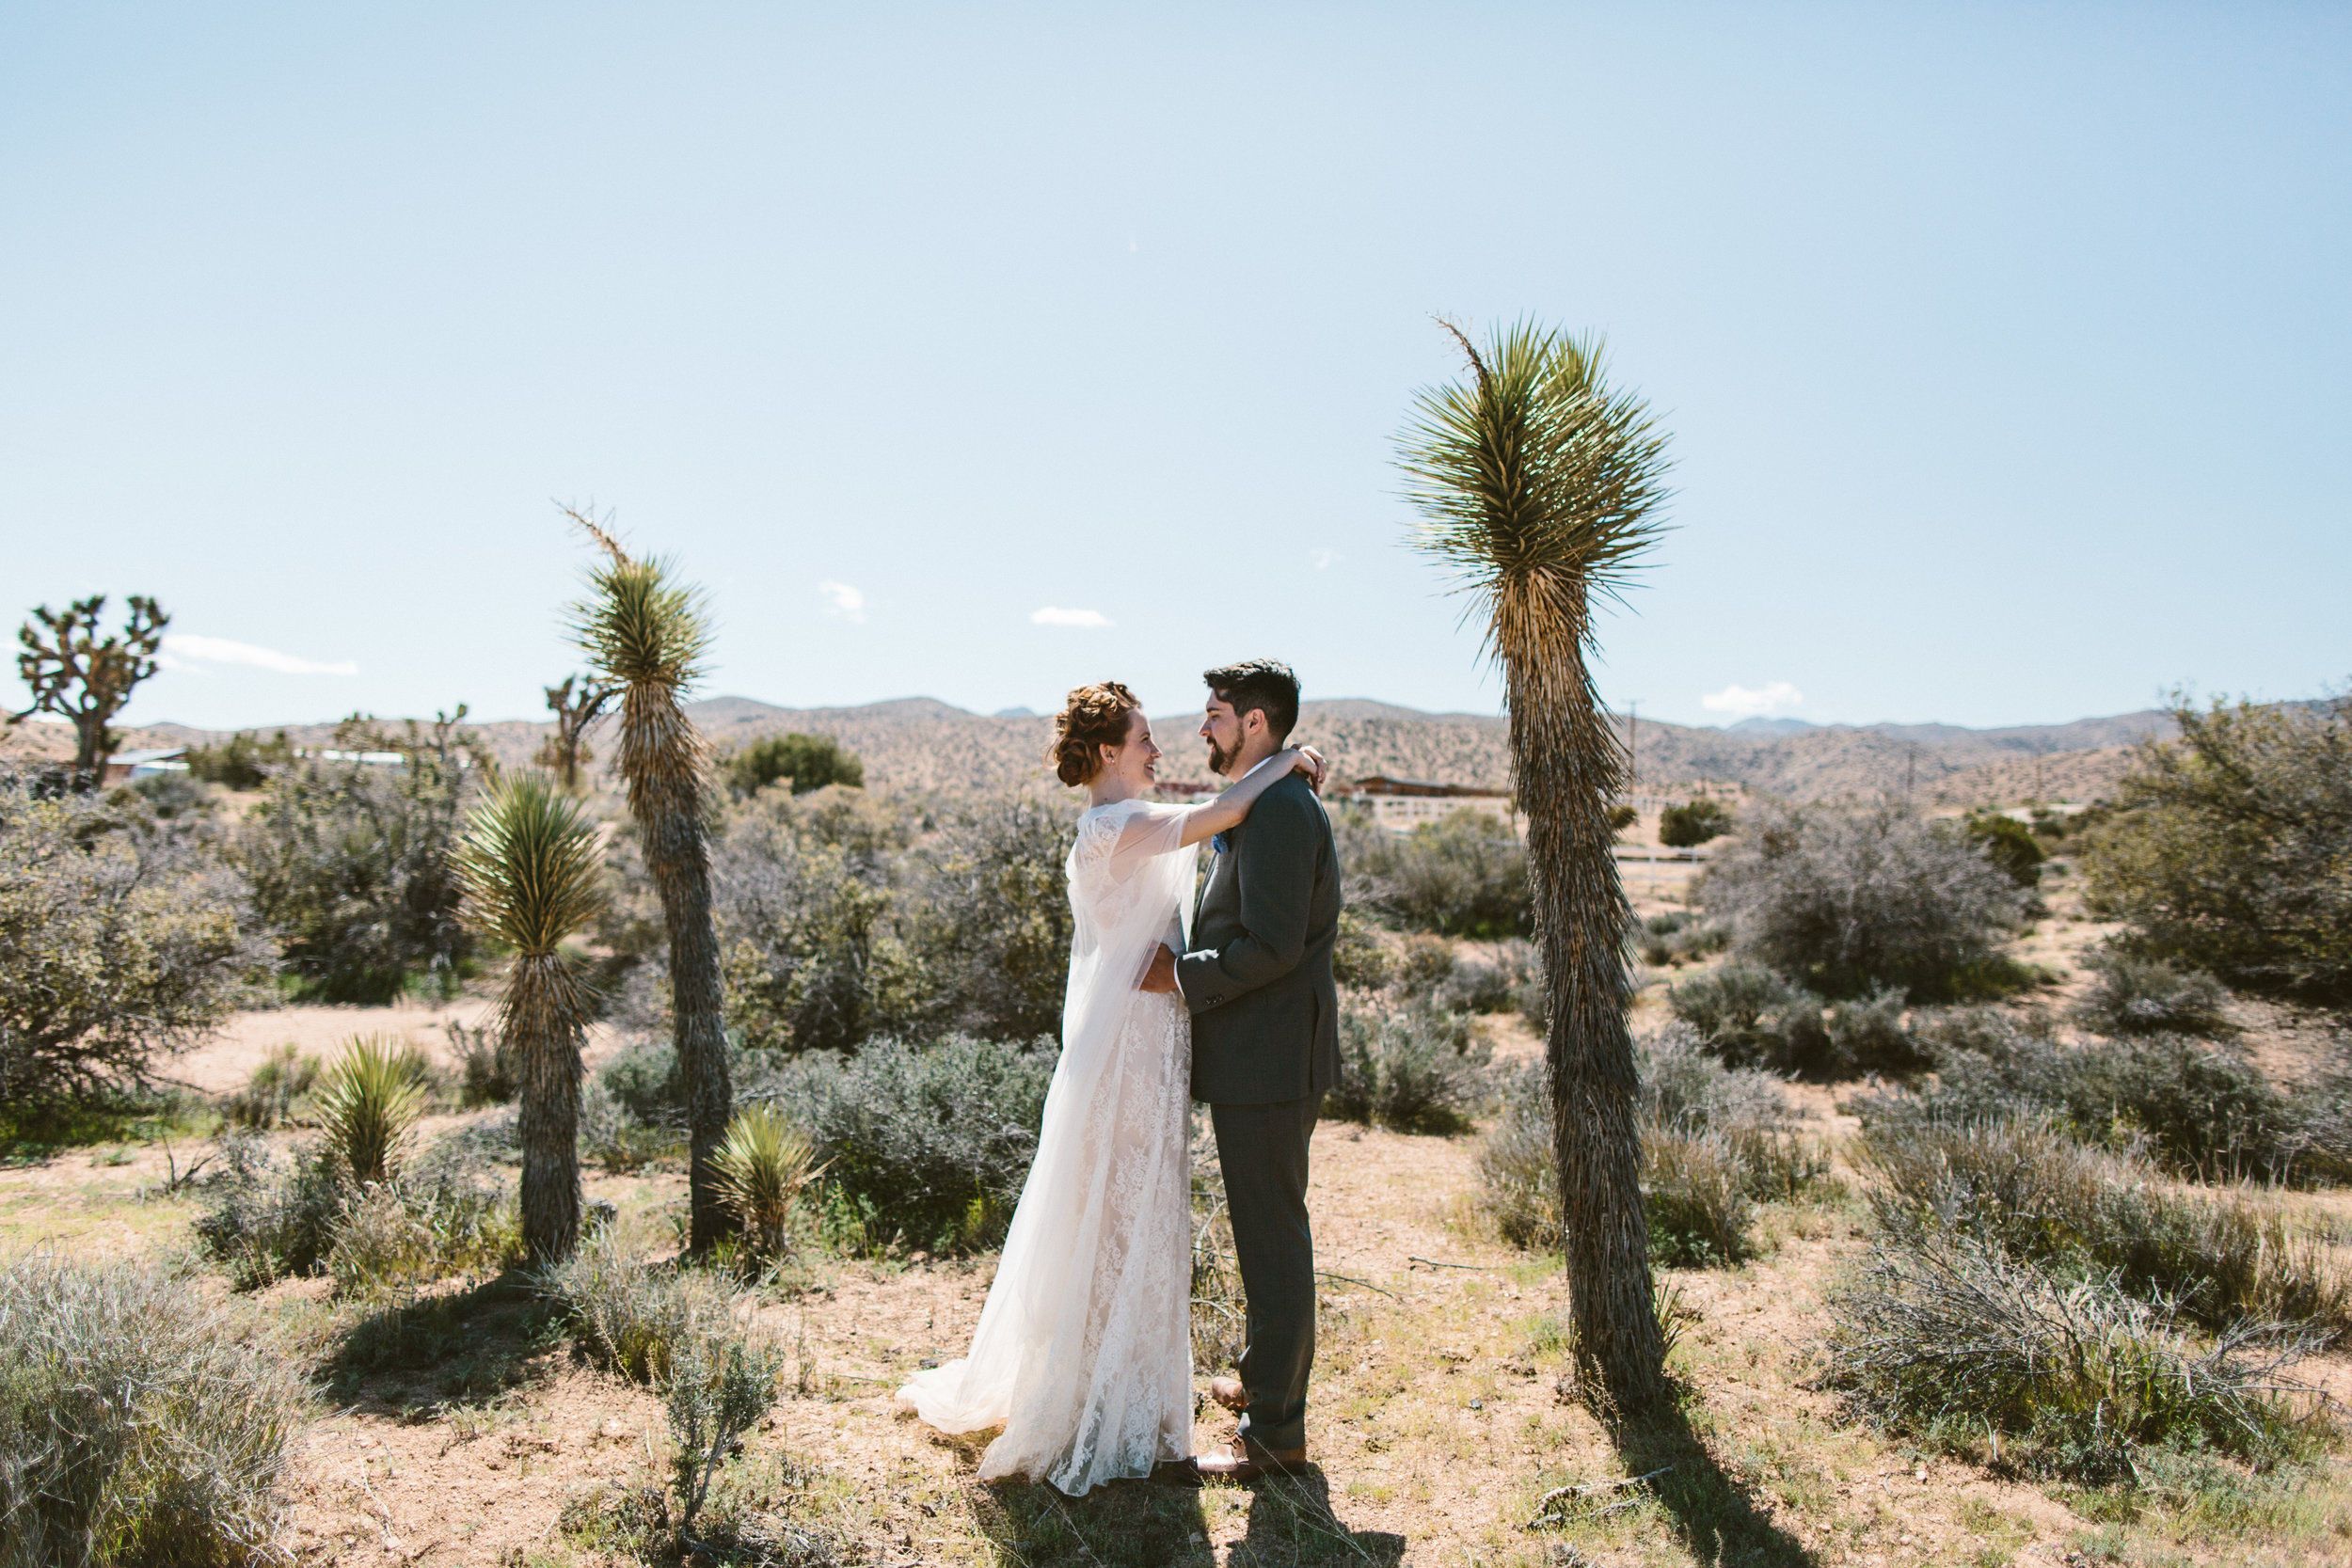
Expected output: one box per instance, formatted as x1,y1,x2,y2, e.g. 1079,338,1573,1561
1211,1094,1319,1452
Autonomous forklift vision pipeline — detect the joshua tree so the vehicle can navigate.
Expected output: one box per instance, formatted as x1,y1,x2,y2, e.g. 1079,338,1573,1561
1397,320,1673,1411
564,509,734,1249
9,594,169,784
537,673,617,793
456,772,606,1259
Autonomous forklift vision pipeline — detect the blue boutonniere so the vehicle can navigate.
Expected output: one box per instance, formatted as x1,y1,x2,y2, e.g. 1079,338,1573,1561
1211,832,1230,856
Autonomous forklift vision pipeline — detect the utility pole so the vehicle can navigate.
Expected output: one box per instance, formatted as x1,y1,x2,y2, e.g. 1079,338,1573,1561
1905,743,1916,806
1623,699,1643,796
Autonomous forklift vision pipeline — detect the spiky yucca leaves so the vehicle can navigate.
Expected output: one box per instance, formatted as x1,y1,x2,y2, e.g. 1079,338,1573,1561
457,771,607,1261
316,1035,428,1186
708,1106,825,1260
565,510,734,1250
1398,319,1673,1411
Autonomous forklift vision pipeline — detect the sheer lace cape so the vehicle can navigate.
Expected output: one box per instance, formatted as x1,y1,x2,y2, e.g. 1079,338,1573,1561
895,798,1202,1494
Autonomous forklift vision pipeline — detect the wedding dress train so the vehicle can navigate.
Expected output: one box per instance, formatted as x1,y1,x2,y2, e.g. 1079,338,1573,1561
895,798,1200,1495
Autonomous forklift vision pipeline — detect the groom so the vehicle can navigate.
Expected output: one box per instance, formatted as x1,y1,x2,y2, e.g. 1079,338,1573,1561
1143,658,1342,1481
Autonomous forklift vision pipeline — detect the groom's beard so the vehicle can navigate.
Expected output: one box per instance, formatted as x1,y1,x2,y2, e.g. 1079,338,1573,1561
1206,736,1240,777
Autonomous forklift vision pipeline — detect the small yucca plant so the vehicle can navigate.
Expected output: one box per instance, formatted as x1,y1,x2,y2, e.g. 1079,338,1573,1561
456,770,607,1261
315,1036,427,1186
708,1106,825,1260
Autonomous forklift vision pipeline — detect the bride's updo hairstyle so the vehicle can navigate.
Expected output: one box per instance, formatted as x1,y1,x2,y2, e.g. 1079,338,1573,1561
1050,682,1140,786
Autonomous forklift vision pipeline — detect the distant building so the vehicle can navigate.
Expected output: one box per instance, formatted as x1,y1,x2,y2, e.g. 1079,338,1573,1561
102,747,188,784
1336,775,1518,833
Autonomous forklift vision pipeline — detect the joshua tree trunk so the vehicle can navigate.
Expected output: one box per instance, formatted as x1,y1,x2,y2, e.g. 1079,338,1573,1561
1513,658,1664,1413
509,951,589,1259
632,743,734,1250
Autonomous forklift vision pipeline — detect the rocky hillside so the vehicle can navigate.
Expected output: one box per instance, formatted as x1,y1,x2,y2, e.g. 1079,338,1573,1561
66,696,2174,806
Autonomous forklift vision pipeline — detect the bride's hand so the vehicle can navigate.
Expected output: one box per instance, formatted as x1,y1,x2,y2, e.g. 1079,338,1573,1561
1288,745,1328,793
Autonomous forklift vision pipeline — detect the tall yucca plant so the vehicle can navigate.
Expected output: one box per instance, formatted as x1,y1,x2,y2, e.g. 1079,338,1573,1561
456,770,607,1261
1398,320,1673,1411
564,509,734,1250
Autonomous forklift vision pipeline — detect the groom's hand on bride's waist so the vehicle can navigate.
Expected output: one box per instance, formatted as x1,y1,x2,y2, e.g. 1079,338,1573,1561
1139,944,1180,993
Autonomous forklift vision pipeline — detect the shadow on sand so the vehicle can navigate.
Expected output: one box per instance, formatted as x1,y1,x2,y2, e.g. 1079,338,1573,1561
1594,1394,1821,1568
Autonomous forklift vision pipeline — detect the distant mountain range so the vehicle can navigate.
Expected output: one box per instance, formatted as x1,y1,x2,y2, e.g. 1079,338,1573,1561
15,696,2175,806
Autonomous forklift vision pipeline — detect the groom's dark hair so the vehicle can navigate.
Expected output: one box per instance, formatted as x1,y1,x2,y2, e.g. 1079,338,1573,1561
1202,659,1299,743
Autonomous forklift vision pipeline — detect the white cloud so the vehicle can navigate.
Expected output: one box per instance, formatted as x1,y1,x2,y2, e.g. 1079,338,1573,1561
163,633,358,676
1030,607,1112,628
819,580,866,624
1311,547,1341,570
1701,680,1804,718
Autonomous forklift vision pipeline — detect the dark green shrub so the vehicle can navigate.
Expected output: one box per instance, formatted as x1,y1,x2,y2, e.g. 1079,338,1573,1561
2072,951,2232,1037
715,789,916,1055
129,769,211,819
1330,908,1391,990
899,793,1077,1041
183,730,293,790
0,1255,309,1566
1855,1020,2336,1185
1659,798,1732,848
1863,1117,2351,1338
1435,940,1537,1014
446,1020,518,1107
1636,911,1727,968
0,782,262,1101
1826,1233,2317,1482
724,733,864,798
1964,813,2046,887
1346,808,1531,938
2081,690,2352,997
1609,802,1639,832
1667,963,1830,1073
193,1134,345,1289
759,1035,1056,1255
236,755,473,1003
1477,1030,1812,1264
1822,988,1929,1076
597,1038,685,1122
1327,1002,1491,1133
1704,800,2028,1000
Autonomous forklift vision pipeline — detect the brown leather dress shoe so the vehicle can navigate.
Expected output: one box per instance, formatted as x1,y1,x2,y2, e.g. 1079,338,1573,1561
1188,1439,1309,1482
1206,1375,1248,1413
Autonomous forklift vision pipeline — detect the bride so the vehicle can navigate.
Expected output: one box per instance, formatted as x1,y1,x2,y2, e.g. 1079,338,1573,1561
895,681,1322,1495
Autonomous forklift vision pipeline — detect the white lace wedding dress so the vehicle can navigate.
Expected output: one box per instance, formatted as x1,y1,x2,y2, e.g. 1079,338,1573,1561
895,798,1201,1495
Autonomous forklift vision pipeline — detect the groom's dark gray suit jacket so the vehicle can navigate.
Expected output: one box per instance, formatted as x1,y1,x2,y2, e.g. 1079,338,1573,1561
1175,770,1343,1104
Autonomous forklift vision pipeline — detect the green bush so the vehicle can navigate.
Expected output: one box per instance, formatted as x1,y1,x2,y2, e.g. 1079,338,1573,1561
1330,908,1392,990
1477,1030,1814,1262
1666,964,1830,1073
898,793,1077,1041
1964,813,2046,887
1857,1021,2344,1185
1635,911,1727,968
757,1035,1057,1255
322,1148,519,1300
2081,690,2352,997
218,1043,320,1130
0,782,262,1101
724,733,864,799
193,1134,346,1290
1434,940,1537,1014
445,1020,518,1107
1345,808,1531,938
537,1227,747,1386
1326,1002,1492,1133
1826,1233,2317,1482
183,730,293,791
1861,1117,2351,1337
2072,951,2233,1038
236,755,474,1003
1703,800,2027,1001
0,1255,309,1567
1659,798,1733,848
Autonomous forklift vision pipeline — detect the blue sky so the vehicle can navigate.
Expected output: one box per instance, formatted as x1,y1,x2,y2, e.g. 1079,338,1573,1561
5,4,2345,734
